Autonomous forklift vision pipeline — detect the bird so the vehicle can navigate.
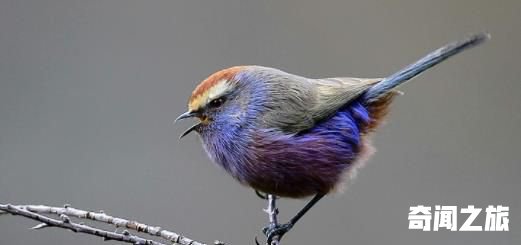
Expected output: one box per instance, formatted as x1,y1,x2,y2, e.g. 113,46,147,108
175,33,489,242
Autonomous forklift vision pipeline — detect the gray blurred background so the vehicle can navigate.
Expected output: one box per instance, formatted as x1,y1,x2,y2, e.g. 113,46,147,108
0,0,519,244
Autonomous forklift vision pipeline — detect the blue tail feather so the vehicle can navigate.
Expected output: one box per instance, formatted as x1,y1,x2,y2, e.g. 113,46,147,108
364,33,490,103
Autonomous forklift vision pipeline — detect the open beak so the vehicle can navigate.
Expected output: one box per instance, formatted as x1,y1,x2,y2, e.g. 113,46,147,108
175,111,197,122
175,111,201,139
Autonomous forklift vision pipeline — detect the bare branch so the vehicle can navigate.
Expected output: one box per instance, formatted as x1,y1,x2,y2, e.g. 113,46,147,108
0,204,166,245
0,203,221,245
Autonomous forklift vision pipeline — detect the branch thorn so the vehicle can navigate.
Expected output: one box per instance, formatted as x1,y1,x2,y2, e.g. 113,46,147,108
60,214,71,223
31,223,49,230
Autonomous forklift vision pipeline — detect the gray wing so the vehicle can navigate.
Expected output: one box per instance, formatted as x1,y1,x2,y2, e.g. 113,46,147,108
258,70,379,133
309,77,380,121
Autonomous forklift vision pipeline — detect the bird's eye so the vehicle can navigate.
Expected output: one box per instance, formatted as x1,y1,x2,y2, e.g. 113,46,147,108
209,97,225,108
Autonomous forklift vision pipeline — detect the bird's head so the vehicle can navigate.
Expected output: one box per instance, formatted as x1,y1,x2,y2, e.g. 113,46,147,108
175,66,255,139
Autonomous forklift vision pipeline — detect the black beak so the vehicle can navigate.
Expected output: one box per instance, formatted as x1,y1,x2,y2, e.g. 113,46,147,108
179,123,201,139
175,111,201,139
175,111,197,122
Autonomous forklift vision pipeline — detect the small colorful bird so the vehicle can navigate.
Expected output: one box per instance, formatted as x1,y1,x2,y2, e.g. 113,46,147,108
176,33,489,242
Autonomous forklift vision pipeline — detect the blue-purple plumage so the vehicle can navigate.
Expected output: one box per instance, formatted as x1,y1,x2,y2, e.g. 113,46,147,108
198,83,389,197
176,33,489,199
244,100,373,197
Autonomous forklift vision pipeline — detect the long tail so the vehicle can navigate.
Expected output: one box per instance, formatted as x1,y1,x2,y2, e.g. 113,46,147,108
363,32,490,102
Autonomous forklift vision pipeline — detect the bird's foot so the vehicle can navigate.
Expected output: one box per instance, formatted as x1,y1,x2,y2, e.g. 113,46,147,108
262,223,293,244
255,190,269,200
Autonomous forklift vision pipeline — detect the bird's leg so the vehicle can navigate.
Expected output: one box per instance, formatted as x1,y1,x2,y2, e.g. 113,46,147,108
263,193,325,244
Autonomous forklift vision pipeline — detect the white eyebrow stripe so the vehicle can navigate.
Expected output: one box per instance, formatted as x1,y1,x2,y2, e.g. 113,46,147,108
208,79,231,100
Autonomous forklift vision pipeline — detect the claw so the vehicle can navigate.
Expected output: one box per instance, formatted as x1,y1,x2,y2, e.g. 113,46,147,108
255,190,269,200
263,223,293,244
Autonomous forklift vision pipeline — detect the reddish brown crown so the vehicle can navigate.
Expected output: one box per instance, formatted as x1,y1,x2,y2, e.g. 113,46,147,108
188,66,246,111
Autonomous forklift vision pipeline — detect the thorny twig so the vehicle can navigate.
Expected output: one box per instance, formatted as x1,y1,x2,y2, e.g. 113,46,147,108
265,195,281,245
0,203,224,245
254,195,281,245
1,200,288,245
